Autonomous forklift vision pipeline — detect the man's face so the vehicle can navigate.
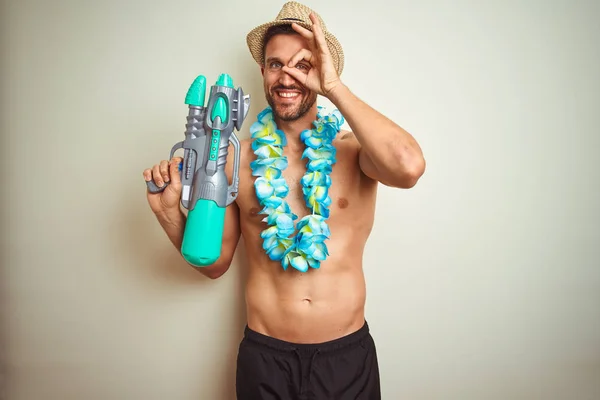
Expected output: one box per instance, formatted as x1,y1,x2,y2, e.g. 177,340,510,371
262,33,317,122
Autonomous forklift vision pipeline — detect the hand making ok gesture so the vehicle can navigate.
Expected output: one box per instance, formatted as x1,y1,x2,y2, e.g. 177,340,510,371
282,12,343,98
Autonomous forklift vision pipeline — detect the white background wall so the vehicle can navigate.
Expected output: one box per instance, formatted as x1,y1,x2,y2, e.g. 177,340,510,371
2,0,599,399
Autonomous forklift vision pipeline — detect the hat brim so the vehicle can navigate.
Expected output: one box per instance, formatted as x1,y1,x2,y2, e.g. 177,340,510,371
246,20,344,76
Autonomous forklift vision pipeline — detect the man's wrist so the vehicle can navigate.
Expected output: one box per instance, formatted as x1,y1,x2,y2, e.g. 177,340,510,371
326,81,350,107
154,208,186,249
155,208,185,227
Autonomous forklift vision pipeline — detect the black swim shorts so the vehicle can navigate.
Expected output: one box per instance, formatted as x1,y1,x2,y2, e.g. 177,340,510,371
235,321,381,400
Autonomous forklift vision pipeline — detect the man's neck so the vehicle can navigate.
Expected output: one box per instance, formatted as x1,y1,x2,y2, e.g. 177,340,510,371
275,110,317,153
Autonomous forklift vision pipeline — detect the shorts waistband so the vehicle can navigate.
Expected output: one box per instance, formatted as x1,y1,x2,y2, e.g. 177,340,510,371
243,320,370,357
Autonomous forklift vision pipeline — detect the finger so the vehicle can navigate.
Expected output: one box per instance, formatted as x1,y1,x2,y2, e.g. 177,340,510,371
159,160,170,183
143,168,152,182
288,48,313,68
164,165,182,200
169,157,182,185
152,164,164,187
309,13,330,56
291,22,314,41
282,65,307,85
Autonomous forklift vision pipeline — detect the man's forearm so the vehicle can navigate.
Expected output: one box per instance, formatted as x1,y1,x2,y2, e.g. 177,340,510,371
328,83,425,186
155,209,186,250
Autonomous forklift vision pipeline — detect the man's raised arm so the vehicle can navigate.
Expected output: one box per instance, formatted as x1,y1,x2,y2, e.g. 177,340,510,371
279,13,426,188
328,84,426,188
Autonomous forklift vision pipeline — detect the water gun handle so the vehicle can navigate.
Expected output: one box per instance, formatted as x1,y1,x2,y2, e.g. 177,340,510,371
146,180,166,193
226,132,241,205
145,141,185,194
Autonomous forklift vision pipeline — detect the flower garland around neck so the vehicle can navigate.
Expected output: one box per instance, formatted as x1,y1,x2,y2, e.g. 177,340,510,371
250,105,344,272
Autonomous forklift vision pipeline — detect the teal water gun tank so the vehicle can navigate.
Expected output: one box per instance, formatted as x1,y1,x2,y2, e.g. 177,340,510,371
147,73,250,266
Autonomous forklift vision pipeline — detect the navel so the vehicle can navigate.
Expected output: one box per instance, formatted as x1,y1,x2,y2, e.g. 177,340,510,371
337,197,349,209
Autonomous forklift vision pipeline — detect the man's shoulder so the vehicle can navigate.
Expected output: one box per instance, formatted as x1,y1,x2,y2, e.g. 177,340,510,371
240,137,253,146
338,130,355,141
239,137,254,156
238,137,256,171
227,137,254,159
335,130,360,150
225,137,254,177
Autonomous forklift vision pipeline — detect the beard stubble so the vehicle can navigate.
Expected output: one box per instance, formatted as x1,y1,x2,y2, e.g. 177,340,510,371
265,84,317,122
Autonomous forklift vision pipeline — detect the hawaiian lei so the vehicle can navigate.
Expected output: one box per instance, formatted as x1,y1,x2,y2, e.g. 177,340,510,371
250,105,344,272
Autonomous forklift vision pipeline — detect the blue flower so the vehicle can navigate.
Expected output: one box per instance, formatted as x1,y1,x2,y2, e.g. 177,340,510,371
250,157,288,178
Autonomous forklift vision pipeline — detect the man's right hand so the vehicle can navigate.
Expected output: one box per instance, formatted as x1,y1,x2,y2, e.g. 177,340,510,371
143,157,183,216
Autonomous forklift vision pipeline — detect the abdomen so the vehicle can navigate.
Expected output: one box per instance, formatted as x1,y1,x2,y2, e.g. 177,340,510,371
244,249,368,343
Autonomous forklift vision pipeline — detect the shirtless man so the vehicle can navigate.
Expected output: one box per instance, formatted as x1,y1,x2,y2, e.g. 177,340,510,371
143,2,425,399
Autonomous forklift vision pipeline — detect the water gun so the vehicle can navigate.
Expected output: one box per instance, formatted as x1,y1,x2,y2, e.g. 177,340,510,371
147,73,250,266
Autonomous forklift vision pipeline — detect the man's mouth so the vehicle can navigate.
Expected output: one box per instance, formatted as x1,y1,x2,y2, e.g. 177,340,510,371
274,88,302,101
279,92,299,98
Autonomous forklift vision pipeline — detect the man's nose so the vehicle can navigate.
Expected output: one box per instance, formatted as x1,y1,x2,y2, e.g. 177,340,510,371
278,69,296,86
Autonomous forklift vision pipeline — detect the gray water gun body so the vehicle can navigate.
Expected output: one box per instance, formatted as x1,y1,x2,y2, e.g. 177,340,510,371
147,73,250,266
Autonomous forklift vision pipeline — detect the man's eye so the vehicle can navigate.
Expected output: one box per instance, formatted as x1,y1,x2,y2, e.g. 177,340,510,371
270,62,282,68
296,64,309,70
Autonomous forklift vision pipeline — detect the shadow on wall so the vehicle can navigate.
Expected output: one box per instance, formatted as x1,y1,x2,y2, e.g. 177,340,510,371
122,203,205,287
113,178,249,398
113,44,260,396
210,240,249,400
0,204,8,400
0,261,6,400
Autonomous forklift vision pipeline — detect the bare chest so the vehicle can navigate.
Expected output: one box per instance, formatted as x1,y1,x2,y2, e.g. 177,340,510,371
236,142,374,230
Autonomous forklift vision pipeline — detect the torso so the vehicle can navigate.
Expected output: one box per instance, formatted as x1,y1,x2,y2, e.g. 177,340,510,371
235,130,378,343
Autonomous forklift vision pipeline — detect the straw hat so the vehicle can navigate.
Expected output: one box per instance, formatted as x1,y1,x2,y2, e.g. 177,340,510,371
246,1,345,76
